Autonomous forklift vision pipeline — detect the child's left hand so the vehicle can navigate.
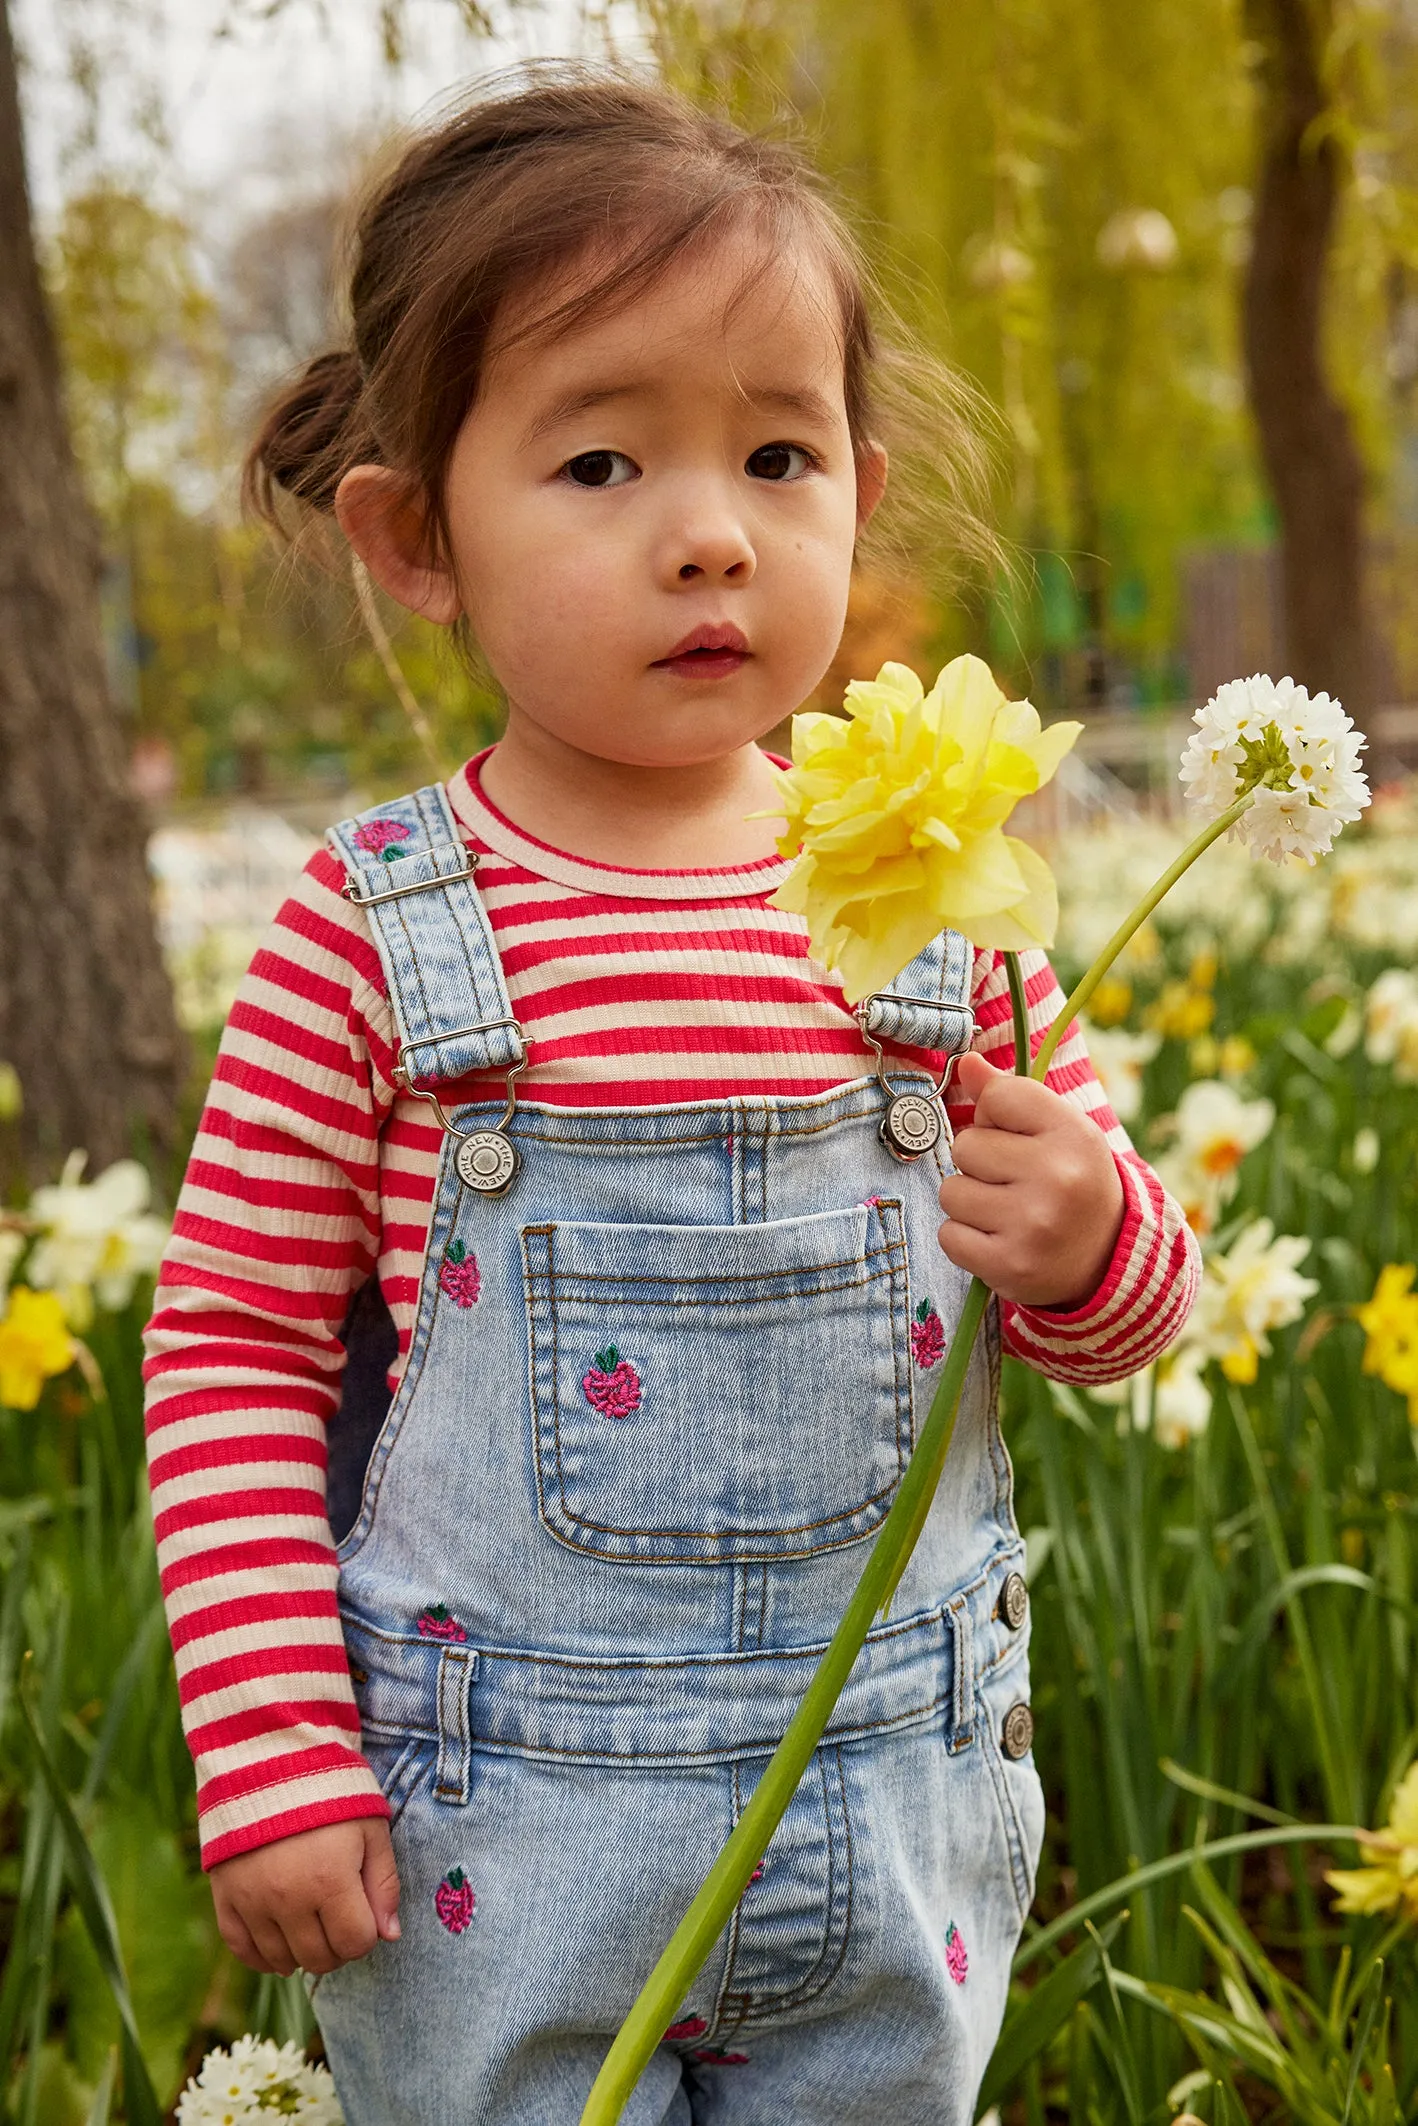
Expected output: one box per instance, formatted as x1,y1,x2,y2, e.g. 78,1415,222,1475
936,1050,1125,1311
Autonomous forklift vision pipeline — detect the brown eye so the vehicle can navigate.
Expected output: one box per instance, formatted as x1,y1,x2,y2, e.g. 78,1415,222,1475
746,443,813,481
562,450,637,488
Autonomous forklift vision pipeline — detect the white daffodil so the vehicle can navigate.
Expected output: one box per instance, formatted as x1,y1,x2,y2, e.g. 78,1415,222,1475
177,2037,343,2125
26,1152,170,1328
1365,968,1418,1084
1151,1347,1214,1449
1178,673,1369,864
0,1229,22,1300
1155,1078,1275,1234
1083,1023,1161,1124
1184,1218,1318,1383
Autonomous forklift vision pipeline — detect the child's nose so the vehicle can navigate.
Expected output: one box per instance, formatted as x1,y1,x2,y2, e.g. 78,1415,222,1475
664,496,756,584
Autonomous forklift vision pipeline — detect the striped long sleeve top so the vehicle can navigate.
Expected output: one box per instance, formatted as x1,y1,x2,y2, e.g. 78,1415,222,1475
143,754,1200,1866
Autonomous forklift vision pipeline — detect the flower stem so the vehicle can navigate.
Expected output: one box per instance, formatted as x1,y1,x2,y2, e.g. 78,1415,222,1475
1030,794,1252,1082
578,1276,991,2126
1005,950,1031,1077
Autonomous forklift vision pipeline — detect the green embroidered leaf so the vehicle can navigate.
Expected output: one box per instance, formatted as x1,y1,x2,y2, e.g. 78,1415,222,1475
384,846,409,862
447,1240,466,1264
446,1867,465,1890
916,1299,933,1323
594,1347,619,1372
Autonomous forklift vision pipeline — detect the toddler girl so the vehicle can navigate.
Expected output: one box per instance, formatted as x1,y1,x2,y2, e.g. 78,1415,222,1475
144,71,1199,2126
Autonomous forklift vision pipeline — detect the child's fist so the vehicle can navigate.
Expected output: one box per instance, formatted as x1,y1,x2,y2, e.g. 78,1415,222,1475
937,1050,1124,1310
210,1817,401,1976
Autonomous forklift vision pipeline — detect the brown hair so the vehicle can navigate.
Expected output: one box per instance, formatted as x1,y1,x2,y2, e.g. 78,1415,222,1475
244,66,1002,583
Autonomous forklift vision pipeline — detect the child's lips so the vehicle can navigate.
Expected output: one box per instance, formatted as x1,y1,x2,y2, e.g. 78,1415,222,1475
652,624,751,679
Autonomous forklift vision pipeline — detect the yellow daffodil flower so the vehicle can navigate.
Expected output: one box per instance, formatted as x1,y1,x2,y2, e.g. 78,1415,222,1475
768,656,1080,1003
1357,1263,1418,1423
0,1286,76,1411
1327,1763,1418,1921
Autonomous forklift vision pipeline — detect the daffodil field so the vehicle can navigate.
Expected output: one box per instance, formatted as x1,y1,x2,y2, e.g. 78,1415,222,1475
5,783,1418,2122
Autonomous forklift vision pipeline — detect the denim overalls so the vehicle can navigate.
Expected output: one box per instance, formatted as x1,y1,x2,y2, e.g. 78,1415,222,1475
313,785,1044,2126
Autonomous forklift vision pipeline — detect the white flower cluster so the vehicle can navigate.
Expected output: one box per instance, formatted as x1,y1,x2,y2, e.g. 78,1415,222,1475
176,2037,343,2125
1178,673,1370,864
23,1152,169,1329
1366,968,1418,1084
1146,1220,1319,1449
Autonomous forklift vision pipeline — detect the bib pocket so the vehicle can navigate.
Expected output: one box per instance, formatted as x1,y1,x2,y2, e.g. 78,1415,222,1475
522,1200,913,1564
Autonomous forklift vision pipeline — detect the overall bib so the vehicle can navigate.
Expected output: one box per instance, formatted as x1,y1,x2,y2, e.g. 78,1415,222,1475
314,787,1044,2126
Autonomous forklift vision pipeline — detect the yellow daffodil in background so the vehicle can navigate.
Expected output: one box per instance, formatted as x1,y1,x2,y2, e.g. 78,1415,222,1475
1357,1263,1418,1424
768,656,1081,1003
1327,1764,1418,1922
0,1286,76,1411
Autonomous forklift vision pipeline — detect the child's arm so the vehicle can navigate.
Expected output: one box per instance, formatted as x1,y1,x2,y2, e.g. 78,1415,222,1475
143,848,409,1963
941,948,1200,1381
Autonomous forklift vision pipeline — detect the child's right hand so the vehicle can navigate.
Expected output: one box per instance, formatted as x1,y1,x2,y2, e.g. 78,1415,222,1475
210,1819,401,1976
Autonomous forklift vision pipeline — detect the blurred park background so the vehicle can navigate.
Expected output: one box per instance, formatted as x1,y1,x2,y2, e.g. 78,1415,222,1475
5,2,1418,2122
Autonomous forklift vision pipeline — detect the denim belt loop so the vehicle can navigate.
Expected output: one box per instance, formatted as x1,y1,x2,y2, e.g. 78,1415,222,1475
947,1595,974,1753
435,1644,477,1805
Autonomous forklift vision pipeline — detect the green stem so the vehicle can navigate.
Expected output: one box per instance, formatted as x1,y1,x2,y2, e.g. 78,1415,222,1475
1030,793,1252,1082
579,1277,991,2125
1015,1823,1362,1971
1005,949,1031,1077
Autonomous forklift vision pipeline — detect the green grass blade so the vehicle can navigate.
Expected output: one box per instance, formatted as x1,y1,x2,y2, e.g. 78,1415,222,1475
16,1659,163,2126
977,1912,1127,2113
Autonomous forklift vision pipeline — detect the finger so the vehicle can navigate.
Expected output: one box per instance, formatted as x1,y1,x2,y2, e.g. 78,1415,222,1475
247,1915,299,1978
948,1127,1032,1185
318,1878,380,1965
961,1062,1061,1136
217,1906,276,1974
937,1219,1012,1287
937,1174,1007,1234
362,1821,402,1942
283,1912,341,1978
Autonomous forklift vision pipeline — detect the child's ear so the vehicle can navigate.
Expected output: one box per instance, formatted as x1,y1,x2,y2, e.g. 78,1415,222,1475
334,466,461,627
854,441,889,532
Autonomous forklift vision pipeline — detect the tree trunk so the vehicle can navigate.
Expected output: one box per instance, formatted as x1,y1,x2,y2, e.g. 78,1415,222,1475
0,0,185,1189
1242,0,1373,711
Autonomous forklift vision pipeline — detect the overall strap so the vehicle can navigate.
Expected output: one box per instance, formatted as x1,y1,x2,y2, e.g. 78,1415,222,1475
327,785,525,1086
859,929,975,1059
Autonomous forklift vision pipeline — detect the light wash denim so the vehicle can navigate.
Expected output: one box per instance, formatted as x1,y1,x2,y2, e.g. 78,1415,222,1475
312,789,1045,2125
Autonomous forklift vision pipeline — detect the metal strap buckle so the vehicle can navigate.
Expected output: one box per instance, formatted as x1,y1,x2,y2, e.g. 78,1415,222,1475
343,852,478,908
391,1019,528,1134
855,1000,976,1162
392,1020,529,1194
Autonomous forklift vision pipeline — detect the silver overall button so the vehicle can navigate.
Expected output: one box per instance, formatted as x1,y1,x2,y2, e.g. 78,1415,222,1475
455,1131,519,1195
881,1091,942,1161
1000,1702,1034,1760
999,1572,1029,1631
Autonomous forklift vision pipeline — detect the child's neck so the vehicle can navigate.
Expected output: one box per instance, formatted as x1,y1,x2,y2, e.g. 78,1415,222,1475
477,721,787,871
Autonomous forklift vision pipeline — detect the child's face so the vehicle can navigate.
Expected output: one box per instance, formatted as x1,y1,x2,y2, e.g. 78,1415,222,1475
341,226,884,768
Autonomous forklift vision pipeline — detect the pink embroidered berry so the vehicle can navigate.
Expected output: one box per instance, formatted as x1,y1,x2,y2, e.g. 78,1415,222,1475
352,818,413,860
749,1863,764,1883
944,1921,968,1985
691,2050,749,2067
438,1239,481,1309
434,1867,476,1934
911,1298,946,1369
417,1604,467,1643
582,1347,642,1419
664,2017,708,2042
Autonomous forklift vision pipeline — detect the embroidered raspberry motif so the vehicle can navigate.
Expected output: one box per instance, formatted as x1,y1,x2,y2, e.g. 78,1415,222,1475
691,2049,749,2066
944,1921,968,1985
583,1347,642,1419
911,1298,946,1369
664,2017,708,2042
352,817,413,860
417,1604,467,1642
438,1239,481,1308
434,1867,476,1933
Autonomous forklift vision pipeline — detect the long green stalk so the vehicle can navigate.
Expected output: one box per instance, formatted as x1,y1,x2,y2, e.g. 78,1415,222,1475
579,1277,990,2122
1032,794,1251,1080
583,791,1259,2125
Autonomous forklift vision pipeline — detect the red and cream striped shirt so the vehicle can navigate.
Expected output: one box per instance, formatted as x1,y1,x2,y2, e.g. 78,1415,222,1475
143,755,1199,1866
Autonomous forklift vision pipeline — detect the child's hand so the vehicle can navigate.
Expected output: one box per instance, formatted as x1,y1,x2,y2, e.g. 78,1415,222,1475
936,1051,1125,1311
210,1818,401,1976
